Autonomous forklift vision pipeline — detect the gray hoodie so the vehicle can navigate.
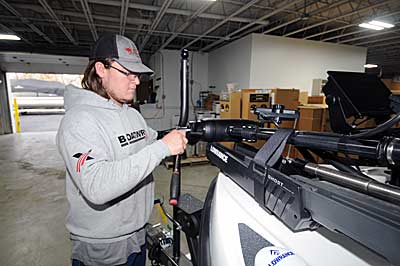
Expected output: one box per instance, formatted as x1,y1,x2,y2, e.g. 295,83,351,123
56,85,170,243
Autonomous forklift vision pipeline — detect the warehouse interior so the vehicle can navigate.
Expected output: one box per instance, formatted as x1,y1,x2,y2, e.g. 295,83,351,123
1,0,400,265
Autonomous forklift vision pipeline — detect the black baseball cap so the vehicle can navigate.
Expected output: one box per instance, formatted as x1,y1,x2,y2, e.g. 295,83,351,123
90,33,153,74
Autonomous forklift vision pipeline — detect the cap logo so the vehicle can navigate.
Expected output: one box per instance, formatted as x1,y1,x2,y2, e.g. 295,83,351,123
125,47,139,57
125,47,133,54
125,47,139,56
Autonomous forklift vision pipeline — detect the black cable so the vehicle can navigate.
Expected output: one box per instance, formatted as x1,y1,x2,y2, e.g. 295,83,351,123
327,159,373,180
342,152,362,172
349,113,400,139
307,148,371,179
310,147,367,176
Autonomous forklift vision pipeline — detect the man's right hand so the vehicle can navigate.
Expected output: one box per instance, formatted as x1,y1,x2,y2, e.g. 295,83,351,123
161,130,188,155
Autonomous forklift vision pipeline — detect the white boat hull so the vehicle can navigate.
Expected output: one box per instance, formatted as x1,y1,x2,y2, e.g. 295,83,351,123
208,172,391,266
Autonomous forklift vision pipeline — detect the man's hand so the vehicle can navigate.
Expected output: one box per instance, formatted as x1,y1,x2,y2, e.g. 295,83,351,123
161,130,188,155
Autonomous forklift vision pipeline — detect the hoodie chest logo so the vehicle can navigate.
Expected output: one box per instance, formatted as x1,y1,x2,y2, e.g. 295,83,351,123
118,129,147,147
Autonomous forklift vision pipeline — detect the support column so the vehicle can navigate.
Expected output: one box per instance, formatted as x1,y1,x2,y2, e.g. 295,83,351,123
0,70,12,134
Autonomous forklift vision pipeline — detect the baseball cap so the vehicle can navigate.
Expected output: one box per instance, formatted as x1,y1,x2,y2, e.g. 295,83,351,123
89,33,153,74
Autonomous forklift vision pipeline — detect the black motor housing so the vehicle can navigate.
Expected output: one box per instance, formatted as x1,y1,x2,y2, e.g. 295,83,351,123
187,119,260,144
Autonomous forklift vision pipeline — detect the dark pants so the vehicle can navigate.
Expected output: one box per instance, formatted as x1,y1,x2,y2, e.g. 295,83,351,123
72,245,146,266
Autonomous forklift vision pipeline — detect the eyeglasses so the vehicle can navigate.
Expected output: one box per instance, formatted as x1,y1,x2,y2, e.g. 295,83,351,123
109,65,140,80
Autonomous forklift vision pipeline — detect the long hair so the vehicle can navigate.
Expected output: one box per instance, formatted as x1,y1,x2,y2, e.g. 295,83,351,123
81,59,112,99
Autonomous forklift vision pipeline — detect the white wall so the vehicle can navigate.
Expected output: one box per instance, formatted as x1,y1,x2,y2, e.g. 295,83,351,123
249,34,367,92
145,49,208,130
208,35,253,92
144,34,367,129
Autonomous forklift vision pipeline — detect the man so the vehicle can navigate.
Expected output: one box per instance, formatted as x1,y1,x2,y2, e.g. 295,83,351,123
56,33,187,266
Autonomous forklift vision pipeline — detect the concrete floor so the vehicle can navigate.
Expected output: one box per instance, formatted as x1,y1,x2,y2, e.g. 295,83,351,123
0,132,218,266
19,114,64,132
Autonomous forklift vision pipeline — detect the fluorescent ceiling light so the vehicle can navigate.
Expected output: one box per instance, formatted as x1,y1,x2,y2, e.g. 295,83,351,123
369,20,394,28
359,23,384,30
0,34,21,40
359,20,395,30
364,64,378,68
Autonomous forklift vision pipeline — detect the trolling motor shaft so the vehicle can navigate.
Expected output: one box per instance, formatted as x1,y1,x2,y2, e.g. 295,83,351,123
188,119,400,166
169,49,190,264
300,161,400,204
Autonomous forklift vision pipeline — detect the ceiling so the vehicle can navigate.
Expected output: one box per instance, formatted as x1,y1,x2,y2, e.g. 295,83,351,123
0,0,399,77
0,52,87,74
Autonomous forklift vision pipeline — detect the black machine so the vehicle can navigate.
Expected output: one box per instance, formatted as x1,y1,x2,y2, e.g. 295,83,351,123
147,53,400,266
322,71,398,134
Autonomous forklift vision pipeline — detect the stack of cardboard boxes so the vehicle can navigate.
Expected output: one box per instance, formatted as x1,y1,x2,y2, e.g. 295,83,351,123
219,91,241,149
241,90,271,120
218,88,301,149
218,88,333,152
219,91,242,119
298,106,325,132
241,89,272,149
269,88,299,129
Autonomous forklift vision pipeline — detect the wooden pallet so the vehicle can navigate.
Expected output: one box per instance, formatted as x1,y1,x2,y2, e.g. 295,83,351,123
163,156,209,169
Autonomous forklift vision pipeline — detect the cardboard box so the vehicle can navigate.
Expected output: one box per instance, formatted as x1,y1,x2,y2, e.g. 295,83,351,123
383,78,400,91
293,148,323,163
308,96,325,104
298,106,326,131
382,79,392,89
220,142,235,149
220,91,241,149
322,110,330,132
298,118,322,131
271,88,299,110
299,91,309,105
299,106,324,120
220,91,241,119
281,120,296,129
241,88,258,93
203,94,219,111
391,82,400,91
241,91,271,120
245,140,266,149
241,90,271,149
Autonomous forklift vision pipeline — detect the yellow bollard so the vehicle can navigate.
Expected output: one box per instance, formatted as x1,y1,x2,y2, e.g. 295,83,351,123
13,98,21,133
156,203,168,226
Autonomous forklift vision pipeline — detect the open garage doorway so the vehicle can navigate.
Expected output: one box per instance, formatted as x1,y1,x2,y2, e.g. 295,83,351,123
7,72,82,132
0,52,87,134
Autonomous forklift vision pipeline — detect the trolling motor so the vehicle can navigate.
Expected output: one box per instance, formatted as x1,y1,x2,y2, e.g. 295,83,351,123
149,65,400,265
154,119,400,264
196,113,400,265
151,120,400,266
182,113,400,265
187,118,400,167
